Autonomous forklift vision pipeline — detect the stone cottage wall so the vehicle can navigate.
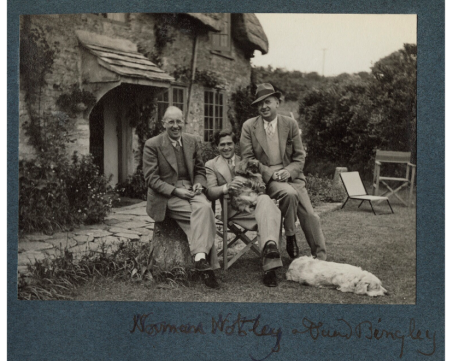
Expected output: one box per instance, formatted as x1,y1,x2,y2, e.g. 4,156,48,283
19,13,253,161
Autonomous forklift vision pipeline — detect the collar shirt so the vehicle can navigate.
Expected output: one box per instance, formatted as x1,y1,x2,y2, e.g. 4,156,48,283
169,137,182,148
220,154,235,167
263,117,278,135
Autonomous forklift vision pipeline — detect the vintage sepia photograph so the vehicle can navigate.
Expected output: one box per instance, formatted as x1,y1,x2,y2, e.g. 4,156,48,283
17,12,417,304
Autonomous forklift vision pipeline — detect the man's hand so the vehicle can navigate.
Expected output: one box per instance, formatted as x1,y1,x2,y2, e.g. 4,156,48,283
272,169,291,182
173,188,195,200
226,178,245,193
192,183,204,195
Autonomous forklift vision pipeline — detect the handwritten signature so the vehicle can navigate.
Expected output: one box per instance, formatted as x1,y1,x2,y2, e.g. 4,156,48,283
130,313,437,360
130,312,281,361
292,317,436,358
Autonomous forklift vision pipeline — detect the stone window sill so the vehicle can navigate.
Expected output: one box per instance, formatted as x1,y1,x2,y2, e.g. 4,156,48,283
210,50,234,61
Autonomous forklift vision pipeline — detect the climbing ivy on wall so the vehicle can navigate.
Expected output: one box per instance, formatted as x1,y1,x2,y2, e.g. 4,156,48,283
148,14,177,67
172,66,224,88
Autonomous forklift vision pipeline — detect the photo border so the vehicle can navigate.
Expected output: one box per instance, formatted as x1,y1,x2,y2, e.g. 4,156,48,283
8,1,444,360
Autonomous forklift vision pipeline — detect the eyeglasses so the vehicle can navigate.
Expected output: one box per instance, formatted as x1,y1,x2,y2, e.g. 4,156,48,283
165,119,184,126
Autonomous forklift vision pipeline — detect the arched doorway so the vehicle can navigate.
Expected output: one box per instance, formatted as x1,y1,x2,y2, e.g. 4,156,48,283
89,84,158,185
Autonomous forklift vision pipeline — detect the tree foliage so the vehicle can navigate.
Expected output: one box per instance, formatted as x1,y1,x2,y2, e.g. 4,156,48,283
300,44,417,177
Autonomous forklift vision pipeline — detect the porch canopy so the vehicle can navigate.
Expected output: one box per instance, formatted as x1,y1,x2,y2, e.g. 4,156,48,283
76,30,174,98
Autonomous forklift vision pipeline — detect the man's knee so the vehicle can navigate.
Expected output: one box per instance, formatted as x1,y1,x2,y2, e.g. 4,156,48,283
299,209,321,224
279,186,297,202
258,194,281,214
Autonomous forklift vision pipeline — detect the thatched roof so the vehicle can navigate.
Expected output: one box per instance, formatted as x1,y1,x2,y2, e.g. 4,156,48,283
232,14,269,55
185,13,222,32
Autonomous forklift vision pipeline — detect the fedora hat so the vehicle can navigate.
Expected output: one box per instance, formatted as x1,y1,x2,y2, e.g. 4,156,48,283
251,83,282,105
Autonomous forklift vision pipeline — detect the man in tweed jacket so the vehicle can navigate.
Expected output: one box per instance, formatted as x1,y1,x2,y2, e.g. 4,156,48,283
240,84,327,261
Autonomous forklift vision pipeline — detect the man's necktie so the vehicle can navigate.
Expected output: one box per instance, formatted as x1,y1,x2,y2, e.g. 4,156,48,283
227,159,235,175
174,142,180,151
266,122,274,137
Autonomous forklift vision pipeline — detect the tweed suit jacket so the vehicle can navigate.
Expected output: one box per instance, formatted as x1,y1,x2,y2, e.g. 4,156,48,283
240,114,307,189
205,155,241,218
143,132,206,222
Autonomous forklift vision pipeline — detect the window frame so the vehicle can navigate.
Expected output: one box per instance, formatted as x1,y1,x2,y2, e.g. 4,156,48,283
210,13,232,55
157,86,187,122
203,88,227,142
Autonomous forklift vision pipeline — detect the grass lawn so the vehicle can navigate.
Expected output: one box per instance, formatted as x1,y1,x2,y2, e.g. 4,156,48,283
73,198,416,304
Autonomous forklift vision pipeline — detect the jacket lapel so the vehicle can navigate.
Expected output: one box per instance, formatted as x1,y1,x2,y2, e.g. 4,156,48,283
254,116,270,158
215,156,233,183
278,116,290,158
160,133,177,174
181,134,194,181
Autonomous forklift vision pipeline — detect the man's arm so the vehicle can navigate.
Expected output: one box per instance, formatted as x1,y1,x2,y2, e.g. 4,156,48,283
240,120,275,184
282,118,306,180
205,162,224,201
142,139,176,197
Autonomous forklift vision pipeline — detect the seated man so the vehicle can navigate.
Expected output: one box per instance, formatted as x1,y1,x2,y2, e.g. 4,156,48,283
240,83,327,260
205,129,283,287
143,106,219,289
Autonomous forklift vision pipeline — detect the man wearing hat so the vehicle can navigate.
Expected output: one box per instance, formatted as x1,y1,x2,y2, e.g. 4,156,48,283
240,83,327,261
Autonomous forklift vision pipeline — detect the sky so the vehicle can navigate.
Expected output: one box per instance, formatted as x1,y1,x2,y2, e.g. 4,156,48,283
252,14,417,76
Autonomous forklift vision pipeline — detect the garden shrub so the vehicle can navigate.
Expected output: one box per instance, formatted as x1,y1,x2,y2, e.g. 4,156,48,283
19,152,114,233
63,152,115,224
199,141,220,162
19,159,75,234
305,173,346,206
115,169,148,201
229,84,257,141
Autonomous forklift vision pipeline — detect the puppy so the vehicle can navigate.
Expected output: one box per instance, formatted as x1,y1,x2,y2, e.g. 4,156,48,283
229,159,266,213
286,256,388,297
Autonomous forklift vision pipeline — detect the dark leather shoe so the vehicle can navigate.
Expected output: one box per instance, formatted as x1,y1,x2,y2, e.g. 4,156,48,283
202,270,219,289
263,270,278,287
286,235,300,259
195,258,212,271
263,241,280,259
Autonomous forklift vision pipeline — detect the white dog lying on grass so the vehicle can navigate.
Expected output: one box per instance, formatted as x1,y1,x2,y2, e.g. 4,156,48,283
286,256,388,297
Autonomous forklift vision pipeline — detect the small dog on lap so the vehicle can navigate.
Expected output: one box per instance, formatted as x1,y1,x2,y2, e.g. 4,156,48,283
229,159,266,213
286,256,388,297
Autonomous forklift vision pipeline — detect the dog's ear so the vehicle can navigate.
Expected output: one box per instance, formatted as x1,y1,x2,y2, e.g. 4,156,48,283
354,281,369,295
235,159,247,175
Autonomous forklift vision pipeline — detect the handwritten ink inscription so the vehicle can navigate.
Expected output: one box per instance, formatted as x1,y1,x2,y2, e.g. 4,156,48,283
130,313,436,360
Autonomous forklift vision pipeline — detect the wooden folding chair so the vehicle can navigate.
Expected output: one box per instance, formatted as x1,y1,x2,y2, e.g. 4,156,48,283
213,194,261,270
340,171,394,215
372,150,416,206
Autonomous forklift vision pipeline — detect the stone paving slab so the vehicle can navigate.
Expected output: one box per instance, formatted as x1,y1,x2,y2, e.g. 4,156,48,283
140,235,151,243
108,227,142,235
18,251,47,264
112,221,149,230
104,214,136,222
71,235,90,245
114,233,141,241
95,236,123,246
74,229,112,238
113,207,149,216
43,237,78,249
18,241,54,253
104,219,122,225
134,227,152,235
22,234,53,242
